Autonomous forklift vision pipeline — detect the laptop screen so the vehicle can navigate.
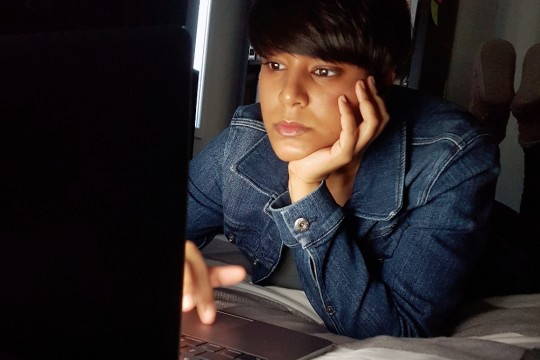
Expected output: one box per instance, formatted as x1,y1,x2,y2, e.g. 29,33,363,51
0,26,192,359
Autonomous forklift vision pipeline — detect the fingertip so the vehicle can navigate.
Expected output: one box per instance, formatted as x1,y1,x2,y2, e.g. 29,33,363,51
368,76,378,94
226,265,247,285
209,265,246,288
355,80,367,100
200,304,217,324
232,265,247,279
182,293,195,312
238,267,248,282
338,95,349,114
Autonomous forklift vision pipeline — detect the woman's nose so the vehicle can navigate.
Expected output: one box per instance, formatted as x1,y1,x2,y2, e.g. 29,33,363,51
278,74,308,107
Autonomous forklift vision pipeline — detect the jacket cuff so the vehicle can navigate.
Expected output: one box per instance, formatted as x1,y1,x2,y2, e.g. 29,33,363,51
268,181,344,248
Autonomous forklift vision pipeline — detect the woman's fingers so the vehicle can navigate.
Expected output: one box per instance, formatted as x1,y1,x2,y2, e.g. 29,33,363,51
354,77,390,153
367,77,389,123
183,241,216,323
182,241,246,325
208,265,247,288
365,76,390,137
336,94,360,156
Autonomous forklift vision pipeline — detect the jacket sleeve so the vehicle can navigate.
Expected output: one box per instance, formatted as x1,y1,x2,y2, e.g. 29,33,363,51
268,134,500,339
185,128,231,247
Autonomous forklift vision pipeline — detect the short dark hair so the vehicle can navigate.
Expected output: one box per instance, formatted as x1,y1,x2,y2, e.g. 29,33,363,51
249,0,412,82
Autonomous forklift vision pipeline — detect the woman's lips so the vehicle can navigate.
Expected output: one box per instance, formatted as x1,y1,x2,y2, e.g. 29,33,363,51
275,121,307,136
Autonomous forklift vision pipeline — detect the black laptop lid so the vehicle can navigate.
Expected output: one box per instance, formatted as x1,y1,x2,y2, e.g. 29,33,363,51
0,26,192,359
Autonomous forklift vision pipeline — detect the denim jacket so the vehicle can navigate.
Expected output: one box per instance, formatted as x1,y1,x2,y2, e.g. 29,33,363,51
187,86,500,339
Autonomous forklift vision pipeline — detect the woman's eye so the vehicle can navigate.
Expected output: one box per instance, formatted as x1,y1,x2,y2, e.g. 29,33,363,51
314,68,339,77
265,62,285,71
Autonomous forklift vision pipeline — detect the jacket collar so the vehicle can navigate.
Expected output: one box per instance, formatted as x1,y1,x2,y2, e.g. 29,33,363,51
234,135,289,197
233,104,406,221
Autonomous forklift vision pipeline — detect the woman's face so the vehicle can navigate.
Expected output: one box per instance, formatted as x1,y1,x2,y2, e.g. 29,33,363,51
258,52,369,162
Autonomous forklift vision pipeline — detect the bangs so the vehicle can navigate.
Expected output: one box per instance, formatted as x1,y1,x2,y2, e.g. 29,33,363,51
250,0,370,64
249,0,411,79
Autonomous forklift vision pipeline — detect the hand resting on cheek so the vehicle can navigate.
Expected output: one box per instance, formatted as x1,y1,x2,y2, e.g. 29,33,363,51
287,76,390,206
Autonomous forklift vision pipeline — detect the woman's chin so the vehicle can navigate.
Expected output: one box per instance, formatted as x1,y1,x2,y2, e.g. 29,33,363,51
273,148,311,162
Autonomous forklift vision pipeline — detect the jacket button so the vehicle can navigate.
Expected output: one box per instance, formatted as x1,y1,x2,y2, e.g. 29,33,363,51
294,218,310,232
325,305,334,314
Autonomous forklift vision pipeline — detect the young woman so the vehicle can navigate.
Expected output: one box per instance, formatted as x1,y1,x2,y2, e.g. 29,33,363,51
182,0,500,339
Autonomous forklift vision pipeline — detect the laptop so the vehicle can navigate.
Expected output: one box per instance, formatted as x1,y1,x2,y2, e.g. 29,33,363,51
0,25,192,359
181,309,333,360
0,26,332,360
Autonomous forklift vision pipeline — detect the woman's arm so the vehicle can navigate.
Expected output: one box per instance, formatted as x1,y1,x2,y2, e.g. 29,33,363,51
270,132,499,338
186,128,231,246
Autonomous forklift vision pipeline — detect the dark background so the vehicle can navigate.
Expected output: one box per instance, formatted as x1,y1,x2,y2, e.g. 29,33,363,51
0,0,188,34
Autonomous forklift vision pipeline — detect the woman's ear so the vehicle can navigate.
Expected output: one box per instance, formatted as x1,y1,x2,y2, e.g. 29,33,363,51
385,70,397,86
374,70,396,94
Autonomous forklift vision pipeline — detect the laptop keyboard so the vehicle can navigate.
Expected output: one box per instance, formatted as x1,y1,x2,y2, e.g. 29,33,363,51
180,335,267,360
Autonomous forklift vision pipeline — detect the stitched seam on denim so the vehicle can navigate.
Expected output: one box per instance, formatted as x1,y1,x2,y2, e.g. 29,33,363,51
411,134,464,149
369,221,398,239
306,247,344,334
418,147,459,206
230,164,274,197
223,213,252,231
391,119,407,219
418,133,489,205
230,136,275,197
231,118,266,132
302,212,344,250
263,193,278,219
222,219,273,266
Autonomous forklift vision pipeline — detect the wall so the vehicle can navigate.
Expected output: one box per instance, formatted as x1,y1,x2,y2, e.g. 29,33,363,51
445,0,540,211
190,0,251,156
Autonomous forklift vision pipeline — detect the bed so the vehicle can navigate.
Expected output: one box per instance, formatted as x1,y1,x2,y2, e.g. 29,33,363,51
203,236,540,360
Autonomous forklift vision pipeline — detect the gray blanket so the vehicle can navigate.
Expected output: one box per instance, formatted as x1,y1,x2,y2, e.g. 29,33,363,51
205,237,540,360
215,289,540,360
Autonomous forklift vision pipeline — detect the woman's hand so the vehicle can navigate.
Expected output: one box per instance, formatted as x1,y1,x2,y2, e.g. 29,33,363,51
182,240,246,324
288,76,390,205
